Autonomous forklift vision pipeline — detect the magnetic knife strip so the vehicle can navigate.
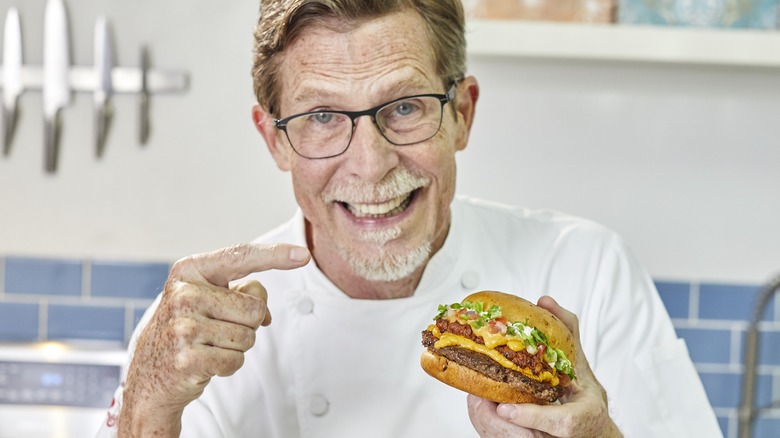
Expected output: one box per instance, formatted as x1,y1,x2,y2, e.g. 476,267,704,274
0,2,189,173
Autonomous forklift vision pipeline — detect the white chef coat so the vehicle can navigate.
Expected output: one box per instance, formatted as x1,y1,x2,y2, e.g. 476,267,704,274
96,196,721,437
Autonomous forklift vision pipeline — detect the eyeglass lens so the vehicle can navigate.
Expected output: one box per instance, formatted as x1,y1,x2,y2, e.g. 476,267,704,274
284,95,444,159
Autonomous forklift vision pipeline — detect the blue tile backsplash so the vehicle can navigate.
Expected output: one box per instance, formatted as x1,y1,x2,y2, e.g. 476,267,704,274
0,255,778,438
0,256,168,344
699,283,772,321
47,304,126,342
5,257,83,296
0,302,39,341
90,260,169,299
655,281,690,319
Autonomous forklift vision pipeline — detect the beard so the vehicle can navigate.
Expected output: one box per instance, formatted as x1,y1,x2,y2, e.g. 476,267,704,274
323,167,434,282
340,226,433,282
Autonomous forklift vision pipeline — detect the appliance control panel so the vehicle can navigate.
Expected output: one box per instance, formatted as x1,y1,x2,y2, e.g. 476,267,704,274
0,361,120,408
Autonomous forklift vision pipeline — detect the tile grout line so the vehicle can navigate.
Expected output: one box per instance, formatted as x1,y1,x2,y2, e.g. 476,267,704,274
726,409,737,438
689,281,700,322
730,324,742,367
1,293,154,308
0,256,5,296
38,299,48,341
776,292,780,324
124,304,135,346
774,368,780,415
82,258,92,300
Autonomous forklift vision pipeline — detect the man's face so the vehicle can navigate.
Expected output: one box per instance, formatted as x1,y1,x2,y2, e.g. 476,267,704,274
266,10,472,284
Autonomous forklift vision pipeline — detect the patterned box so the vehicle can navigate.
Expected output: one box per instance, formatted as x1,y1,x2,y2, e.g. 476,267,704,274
463,0,616,23
618,0,780,29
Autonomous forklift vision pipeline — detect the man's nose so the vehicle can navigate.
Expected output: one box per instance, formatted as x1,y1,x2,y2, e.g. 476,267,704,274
343,116,399,181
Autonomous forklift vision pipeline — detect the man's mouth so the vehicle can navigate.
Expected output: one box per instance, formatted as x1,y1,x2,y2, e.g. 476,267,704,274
341,190,416,219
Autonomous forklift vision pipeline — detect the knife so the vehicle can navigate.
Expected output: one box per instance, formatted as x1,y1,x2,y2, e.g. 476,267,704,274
2,8,23,156
139,45,150,145
93,16,113,158
43,0,71,173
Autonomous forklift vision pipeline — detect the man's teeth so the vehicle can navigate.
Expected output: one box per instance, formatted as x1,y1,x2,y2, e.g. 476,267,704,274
346,193,413,218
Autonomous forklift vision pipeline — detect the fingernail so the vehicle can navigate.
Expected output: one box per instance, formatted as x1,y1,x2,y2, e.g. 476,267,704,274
290,247,309,262
497,403,516,420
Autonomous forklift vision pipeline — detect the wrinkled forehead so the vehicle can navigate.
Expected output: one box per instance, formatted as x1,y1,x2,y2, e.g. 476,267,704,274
275,11,440,113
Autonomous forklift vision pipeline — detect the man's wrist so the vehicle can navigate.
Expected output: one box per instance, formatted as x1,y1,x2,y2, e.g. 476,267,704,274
117,405,183,438
117,387,185,438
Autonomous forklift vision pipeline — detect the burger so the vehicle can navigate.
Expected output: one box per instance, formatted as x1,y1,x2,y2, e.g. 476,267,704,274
420,290,576,404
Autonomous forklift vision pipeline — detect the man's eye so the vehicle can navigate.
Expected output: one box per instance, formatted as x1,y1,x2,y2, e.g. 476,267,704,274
393,101,419,116
312,112,335,124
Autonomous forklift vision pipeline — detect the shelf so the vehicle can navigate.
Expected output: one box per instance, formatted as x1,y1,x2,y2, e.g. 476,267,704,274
466,19,780,68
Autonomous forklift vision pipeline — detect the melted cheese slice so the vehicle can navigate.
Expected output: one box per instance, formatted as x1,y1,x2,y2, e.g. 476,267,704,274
428,325,559,386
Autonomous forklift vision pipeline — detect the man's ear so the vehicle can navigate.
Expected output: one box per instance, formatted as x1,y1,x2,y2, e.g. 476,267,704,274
253,104,293,171
454,76,479,152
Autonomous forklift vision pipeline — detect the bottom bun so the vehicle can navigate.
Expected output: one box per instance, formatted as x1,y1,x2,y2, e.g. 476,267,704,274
420,349,556,405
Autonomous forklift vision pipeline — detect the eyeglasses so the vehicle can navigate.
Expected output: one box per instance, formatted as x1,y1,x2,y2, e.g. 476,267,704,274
274,83,457,159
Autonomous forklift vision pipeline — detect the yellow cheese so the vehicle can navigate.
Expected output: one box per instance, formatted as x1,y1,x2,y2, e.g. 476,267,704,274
431,331,559,386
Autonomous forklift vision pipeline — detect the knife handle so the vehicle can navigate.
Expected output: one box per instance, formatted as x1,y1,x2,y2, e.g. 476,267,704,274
44,111,61,173
2,104,17,156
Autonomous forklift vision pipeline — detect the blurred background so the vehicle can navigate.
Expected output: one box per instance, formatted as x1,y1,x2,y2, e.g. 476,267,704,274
0,0,778,437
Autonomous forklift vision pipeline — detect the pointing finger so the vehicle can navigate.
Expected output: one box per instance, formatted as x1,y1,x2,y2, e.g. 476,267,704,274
173,243,310,288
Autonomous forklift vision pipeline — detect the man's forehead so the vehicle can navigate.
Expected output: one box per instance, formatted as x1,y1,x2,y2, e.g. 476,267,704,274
290,75,434,104
277,11,439,108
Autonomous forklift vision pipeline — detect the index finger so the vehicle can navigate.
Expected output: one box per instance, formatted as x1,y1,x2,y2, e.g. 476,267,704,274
536,295,579,339
173,242,311,288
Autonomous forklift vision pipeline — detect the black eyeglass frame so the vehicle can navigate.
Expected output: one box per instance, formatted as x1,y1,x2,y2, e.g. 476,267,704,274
273,83,458,159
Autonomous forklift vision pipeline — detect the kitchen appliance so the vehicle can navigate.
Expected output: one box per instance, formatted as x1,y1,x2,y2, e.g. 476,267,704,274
0,342,126,438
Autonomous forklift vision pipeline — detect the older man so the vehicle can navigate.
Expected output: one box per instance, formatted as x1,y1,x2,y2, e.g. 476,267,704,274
99,1,721,437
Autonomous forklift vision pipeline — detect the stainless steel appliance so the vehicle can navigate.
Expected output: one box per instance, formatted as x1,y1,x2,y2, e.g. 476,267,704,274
0,342,126,438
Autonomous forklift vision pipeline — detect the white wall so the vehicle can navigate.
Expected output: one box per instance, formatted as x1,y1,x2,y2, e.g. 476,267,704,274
0,0,297,261
460,56,780,283
1,0,778,284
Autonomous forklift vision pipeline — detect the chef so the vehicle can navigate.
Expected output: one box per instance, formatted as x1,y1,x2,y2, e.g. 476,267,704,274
97,0,722,437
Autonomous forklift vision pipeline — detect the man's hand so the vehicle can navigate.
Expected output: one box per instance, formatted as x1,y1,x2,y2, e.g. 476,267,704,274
467,296,622,438
118,243,310,437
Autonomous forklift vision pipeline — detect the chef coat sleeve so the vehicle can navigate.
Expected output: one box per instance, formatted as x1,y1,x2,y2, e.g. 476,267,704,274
581,233,722,438
92,294,223,437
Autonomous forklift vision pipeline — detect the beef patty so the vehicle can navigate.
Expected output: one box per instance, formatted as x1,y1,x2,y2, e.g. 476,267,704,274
421,329,564,403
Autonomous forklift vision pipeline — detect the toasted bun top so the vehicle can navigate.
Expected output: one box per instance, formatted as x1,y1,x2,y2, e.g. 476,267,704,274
463,290,576,365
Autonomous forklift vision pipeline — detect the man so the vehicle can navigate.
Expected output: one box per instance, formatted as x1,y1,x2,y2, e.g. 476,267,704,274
98,0,722,437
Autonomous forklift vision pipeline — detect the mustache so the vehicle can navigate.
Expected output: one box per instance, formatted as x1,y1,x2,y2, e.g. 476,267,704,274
323,168,430,204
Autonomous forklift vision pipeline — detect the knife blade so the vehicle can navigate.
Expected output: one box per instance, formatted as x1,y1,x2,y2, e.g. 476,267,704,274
2,8,23,156
43,0,71,173
93,16,113,158
139,45,150,145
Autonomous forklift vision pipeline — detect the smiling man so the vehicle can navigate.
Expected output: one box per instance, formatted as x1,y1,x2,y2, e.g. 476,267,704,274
97,1,721,437
254,9,468,300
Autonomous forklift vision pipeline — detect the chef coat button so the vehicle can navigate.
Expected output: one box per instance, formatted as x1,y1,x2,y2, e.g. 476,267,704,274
461,271,479,290
308,394,329,416
296,297,314,315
